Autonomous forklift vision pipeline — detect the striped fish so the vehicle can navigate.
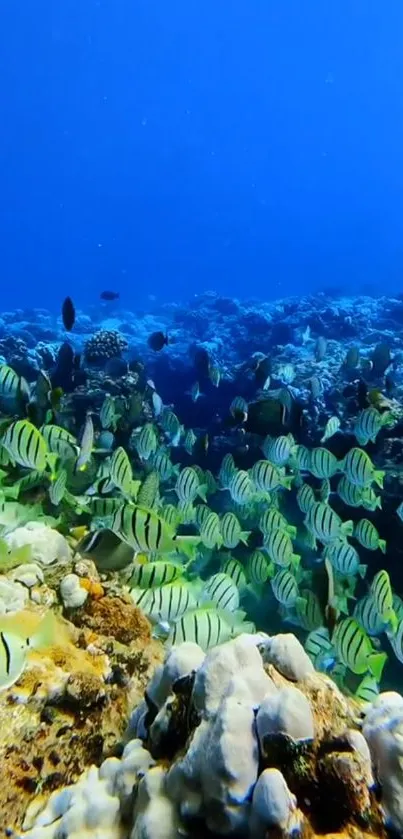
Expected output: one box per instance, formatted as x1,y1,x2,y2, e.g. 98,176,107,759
309,448,339,479
221,512,250,548
2,420,48,472
304,627,334,671
332,617,387,679
41,424,78,460
159,504,181,529
354,519,386,553
167,608,240,650
160,409,182,447
354,595,387,637
370,570,398,634
320,416,341,443
110,447,136,498
100,395,117,431
136,423,158,461
259,508,297,539
132,581,197,623
354,673,380,705
230,396,248,422
202,573,240,612
218,453,237,489
200,511,222,549
354,407,392,446
271,568,299,607
289,444,311,472
250,460,292,493
194,504,210,529
304,501,353,545
149,451,179,482
88,496,125,519
262,433,295,466
325,540,366,578
127,560,184,590
248,550,273,586
49,469,67,506
0,364,29,408
337,476,367,508
296,483,316,514
221,557,247,591
264,529,300,569
342,448,384,489
183,429,197,456
111,504,199,558
388,618,403,665
228,470,255,505
175,467,207,504
294,590,323,631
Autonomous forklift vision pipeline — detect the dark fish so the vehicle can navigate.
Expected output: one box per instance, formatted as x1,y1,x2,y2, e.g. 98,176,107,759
76,529,133,571
254,355,272,388
148,331,168,352
357,379,369,410
104,357,129,378
62,297,75,332
343,346,360,369
51,342,75,392
100,291,120,301
193,347,211,378
315,336,327,362
372,343,392,376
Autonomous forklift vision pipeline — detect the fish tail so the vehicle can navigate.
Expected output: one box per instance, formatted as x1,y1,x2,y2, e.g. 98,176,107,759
341,520,354,537
197,484,208,502
358,564,368,579
368,651,387,682
175,535,200,559
240,531,251,545
290,553,301,570
379,539,387,554
374,469,385,489
386,610,398,636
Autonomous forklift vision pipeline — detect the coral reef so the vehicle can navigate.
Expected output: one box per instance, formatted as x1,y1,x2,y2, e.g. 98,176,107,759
84,329,129,364
10,632,392,839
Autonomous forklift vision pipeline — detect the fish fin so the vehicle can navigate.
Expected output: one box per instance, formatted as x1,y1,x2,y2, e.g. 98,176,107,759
368,652,387,682
281,476,293,491
374,470,385,489
379,539,387,554
341,520,354,538
358,564,368,579
291,553,301,570
45,453,59,478
197,484,208,502
174,535,200,560
240,531,251,545
386,610,398,636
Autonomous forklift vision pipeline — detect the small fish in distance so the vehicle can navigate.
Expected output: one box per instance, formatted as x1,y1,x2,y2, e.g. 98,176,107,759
100,290,120,301
62,296,75,331
148,331,169,352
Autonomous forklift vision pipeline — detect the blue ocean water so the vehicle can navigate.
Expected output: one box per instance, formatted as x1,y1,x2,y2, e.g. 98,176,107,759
1,1,403,312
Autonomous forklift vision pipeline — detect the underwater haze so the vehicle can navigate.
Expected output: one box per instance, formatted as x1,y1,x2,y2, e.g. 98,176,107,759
2,0,403,311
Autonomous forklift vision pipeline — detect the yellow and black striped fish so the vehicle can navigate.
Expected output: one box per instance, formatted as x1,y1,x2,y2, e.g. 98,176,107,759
2,420,48,472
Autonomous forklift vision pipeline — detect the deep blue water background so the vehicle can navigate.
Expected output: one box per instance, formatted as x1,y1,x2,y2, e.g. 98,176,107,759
2,1,403,313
